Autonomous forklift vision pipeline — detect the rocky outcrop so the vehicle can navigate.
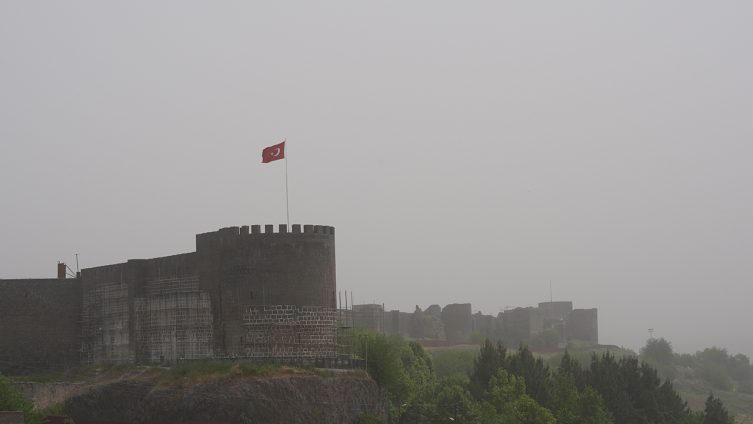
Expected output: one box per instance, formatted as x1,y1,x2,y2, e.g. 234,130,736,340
65,376,387,424
19,382,86,409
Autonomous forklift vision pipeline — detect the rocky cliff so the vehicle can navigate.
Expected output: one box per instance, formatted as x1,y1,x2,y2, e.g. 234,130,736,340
64,376,388,424
19,382,86,409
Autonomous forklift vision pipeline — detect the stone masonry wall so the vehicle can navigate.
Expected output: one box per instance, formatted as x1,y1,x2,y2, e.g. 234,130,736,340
196,225,336,358
242,305,337,358
0,279,82,375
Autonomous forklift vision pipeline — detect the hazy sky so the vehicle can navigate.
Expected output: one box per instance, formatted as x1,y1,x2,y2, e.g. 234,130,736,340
2,2,752,359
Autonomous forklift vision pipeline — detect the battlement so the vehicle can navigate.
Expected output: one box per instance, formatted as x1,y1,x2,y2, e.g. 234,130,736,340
198,224,334,241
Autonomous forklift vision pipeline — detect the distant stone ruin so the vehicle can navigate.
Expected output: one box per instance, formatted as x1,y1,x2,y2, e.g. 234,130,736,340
354,301,598,344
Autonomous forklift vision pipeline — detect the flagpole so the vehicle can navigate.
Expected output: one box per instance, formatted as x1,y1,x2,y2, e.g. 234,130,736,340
285,139,289,228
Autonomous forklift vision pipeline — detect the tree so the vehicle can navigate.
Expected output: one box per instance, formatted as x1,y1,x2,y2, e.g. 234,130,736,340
356,333,406,401
483,368,555,424
702,393,735,424
551,371,613,424
0,373,47,424
425,384,481,424
506,344,551,408
469,339,507,399
396,342,436,423
640,337,674,366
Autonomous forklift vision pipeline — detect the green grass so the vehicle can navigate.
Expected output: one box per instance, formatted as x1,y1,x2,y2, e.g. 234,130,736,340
10,371,66,383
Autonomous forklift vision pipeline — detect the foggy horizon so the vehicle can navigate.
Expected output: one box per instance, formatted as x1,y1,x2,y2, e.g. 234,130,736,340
2,2,751,360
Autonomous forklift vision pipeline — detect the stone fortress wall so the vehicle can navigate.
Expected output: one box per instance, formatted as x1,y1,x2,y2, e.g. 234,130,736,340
0,223,598,375
0,224,337,375
359,300,598,345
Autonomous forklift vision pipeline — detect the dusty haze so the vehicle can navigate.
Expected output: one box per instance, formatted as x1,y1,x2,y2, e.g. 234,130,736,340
1,2,751,359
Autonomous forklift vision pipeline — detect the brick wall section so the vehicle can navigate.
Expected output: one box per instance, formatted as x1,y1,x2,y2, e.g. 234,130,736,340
0,279,82,375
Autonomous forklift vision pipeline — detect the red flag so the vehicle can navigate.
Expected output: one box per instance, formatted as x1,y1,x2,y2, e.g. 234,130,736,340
262,141,285,163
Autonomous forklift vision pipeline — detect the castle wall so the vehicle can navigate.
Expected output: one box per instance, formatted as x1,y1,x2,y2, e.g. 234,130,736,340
569,308,598,343
0,279,82,375
538,301,573,320
441,303,472,342
80,252,205,364
473,312,496,336
195,224,336,358
353,304,384,333
503,307,544,341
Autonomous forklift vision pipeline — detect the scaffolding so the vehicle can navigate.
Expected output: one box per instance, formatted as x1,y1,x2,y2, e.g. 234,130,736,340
81,281,130,365
135,276,213,364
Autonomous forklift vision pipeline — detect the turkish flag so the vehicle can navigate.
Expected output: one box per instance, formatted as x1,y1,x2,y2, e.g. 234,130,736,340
262,141,285,163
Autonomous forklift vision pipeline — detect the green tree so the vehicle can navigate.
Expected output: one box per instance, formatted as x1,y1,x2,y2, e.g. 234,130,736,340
578,387,614,424
356,333,407,405
506,344,551,408
0,373,47,424
396,342,436,423
483,368,555,424
702,393,735,424
727,353,752,382
551,371,612,424
640,337,674,366
551,372,580,424
469,339,507,399
425,384,481,424
586,352,688,424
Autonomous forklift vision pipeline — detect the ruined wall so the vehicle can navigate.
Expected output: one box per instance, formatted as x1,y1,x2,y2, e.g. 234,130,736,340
473,312,496,336
0,279,82,375
538,301,573,320
441,303,472,342
353,304,384,333
502,307,544,341
569,308,598,343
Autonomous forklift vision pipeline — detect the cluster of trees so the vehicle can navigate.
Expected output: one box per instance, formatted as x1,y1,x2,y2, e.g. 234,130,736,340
641,338,753,394
356,332,738,424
